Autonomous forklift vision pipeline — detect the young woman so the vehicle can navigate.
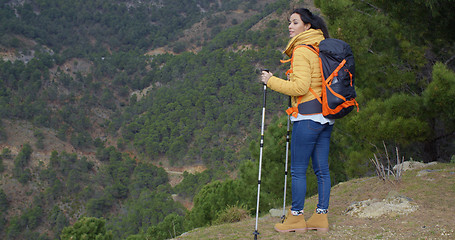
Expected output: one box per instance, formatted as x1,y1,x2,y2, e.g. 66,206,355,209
260,8,333,233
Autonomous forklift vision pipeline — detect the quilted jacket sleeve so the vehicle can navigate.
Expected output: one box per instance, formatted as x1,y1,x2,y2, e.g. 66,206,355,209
266,47,314,97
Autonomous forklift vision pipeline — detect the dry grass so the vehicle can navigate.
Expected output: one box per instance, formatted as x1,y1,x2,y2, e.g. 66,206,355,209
175,163,455,239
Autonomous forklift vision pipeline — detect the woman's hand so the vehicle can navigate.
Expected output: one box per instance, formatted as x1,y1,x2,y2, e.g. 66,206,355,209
261,70,273,85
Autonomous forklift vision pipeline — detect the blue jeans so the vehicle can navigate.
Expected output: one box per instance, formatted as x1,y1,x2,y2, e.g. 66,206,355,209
290,120,333,212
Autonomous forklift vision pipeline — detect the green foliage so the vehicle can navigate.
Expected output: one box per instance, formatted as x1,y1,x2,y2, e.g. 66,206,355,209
54,146,183,239
0,189,8,212
0,214,5,238
0,121,6,143
0,58,50,121
347,94,430,145
13,143,33,184
128,162,169,198
370,0,455,45
0,155,3,173
2,1,198,54
138,213,185,240
204,0,290,51
70,131,93,149
345,149,373,179
61,217,113,240
86,195,115,218
6,204,44,239
186,179,255,228
0,147,11,173
0,0,292,171
34,129,45,149
116,48,285,167
49,206,69,235
423,62,455,127
173,169,219,199
108,189,186,239
1,147,12,159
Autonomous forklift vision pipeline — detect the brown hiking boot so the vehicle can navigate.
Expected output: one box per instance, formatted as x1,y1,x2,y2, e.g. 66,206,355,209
274,210,307,233
306,210,329,233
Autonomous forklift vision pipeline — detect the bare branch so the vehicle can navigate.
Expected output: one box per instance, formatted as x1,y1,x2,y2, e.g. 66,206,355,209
383,141,391,178
355,8,372,17
445,55,455,65
371,143,403,183
361,0,382,12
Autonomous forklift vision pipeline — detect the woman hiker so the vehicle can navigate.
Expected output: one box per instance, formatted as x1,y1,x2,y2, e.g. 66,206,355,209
260,8,333,233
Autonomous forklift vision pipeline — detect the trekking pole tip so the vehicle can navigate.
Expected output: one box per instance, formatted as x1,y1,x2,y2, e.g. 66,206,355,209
253,230,259,239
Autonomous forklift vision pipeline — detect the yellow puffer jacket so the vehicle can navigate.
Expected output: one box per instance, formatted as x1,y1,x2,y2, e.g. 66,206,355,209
267,29,324,115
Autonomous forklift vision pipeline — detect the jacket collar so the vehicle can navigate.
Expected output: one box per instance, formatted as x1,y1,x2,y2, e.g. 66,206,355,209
284,29,325,57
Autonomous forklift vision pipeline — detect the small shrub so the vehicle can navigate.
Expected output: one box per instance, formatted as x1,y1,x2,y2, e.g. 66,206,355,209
61,217,113,240
34,130,45,149
1,148,12,159
213,205,250,225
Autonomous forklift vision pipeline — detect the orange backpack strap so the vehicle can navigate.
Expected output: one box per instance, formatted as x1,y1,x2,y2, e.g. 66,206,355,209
286,96,303,118
325,59,346,84
281,45,315,75
309,87,322,104
280,59,293,76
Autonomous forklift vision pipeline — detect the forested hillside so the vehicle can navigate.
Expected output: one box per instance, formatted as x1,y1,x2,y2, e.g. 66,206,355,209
1,0,454,239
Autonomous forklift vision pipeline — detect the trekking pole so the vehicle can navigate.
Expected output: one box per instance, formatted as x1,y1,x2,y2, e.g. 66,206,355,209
253,80,267,240
281,96,291,222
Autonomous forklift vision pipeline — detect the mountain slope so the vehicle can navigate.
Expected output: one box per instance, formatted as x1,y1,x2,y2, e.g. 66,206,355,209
0,1,297,239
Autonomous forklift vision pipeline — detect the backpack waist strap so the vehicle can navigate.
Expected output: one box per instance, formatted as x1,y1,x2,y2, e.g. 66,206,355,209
286,98,322,118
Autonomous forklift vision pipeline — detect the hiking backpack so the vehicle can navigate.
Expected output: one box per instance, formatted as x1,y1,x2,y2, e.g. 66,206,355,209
284,38,359,119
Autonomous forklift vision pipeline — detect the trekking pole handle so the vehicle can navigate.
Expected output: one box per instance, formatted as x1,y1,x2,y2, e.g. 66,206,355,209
261,68,270,87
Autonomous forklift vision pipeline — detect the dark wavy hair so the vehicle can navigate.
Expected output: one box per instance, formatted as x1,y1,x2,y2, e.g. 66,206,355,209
292,8,330,38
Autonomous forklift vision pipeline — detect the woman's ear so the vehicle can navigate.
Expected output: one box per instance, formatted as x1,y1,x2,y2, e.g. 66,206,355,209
304,23,311,31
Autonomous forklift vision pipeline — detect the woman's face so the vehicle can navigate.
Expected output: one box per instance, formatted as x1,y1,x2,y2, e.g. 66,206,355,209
288,13,311,38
